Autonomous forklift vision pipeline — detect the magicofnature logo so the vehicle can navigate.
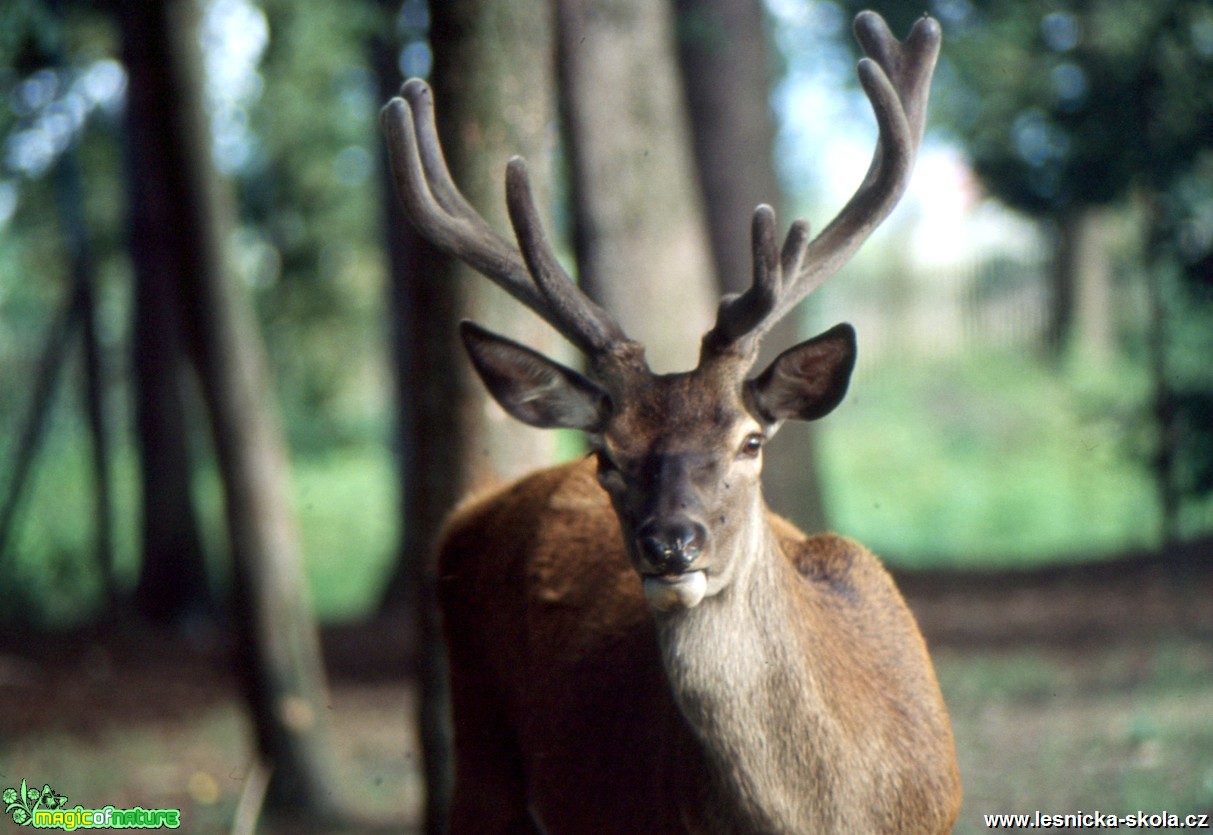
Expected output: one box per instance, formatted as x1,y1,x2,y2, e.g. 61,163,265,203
3,779,181,829
3,780,67,826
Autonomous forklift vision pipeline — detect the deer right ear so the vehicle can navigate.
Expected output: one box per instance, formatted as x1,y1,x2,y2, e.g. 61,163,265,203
745,323,857,425
460,321,611,432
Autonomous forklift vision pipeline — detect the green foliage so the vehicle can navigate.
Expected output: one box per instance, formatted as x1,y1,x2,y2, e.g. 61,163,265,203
0,1,400,627
186,443,399,623
821,0,1213,536
237,0,391,451
1155,157,1213,520
820,349,1160,566
3,437,395,627
842,0,1213,213
0,0,61,70
0,430,140,627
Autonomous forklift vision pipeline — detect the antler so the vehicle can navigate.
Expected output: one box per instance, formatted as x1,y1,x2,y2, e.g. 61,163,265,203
703,12,942,361
380,78,632,360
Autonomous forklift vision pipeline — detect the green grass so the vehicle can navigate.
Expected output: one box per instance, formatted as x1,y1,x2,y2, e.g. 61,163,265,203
819,349,1164,568
290,450,397,620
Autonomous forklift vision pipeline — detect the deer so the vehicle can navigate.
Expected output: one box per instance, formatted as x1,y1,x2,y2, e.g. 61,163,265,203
382,10,960,834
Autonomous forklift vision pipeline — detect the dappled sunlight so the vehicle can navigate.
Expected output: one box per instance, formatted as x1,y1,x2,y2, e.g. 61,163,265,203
200,0,268,175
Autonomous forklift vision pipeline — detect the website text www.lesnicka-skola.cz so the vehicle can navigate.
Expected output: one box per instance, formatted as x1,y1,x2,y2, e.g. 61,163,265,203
984,810,1211,829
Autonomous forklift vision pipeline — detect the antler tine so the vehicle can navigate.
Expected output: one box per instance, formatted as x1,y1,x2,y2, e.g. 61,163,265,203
397,79,491,226
853,11,937,144
770,13,941,324
701,205,782,358
702,13,940,361
382,79,635,360
505,159,630,357
381,89,546,312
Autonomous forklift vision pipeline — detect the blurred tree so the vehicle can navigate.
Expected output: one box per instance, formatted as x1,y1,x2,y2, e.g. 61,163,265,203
376,0,561,831
121,0,211,624
1148,163,1213,543
675,0,778,300
832,1,1206,355
836,0,1213,538
369,0,423,622
674,0,831,533
557,0,716,373
117,0,341,819
0,2,121,613
58,106,117,612
245,0,384,451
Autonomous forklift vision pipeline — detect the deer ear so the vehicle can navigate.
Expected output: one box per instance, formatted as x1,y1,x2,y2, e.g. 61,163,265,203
745,323,856,424
460,321,611,432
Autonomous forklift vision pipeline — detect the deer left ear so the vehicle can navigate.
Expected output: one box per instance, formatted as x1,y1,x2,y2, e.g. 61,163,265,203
460,321,611,432
745,323,857,424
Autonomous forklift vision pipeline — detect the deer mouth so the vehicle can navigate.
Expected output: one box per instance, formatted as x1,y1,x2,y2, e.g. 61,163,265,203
642,570,708,612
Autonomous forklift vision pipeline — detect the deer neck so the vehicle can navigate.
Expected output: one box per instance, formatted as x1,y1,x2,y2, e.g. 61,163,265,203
654,507,840,832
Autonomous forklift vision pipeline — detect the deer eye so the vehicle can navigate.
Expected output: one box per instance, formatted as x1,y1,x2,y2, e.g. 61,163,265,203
595,449,623,484
739,433,765,459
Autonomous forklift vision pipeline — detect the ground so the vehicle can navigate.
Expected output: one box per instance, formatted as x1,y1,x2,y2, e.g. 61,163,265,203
2,543,1211,834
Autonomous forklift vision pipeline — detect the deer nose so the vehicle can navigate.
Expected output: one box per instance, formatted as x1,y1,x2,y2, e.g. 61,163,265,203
637,519,707,575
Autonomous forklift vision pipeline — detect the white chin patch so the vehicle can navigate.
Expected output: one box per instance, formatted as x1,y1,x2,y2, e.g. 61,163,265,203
643,571,708,612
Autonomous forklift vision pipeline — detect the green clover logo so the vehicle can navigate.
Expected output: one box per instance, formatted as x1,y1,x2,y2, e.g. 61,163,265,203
3,778,67,827
39,785,67,810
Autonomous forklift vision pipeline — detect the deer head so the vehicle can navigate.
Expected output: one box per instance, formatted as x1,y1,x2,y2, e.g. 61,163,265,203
382,11,941,613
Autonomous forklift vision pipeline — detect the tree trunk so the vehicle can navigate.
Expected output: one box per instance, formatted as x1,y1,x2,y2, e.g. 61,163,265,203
381,0,562,586
1045,209,1079,359
1048,206,1116,364
118,0,339,818
1144,195,1179,547
427,0,563,489
130,264,212,624
675,0,777,298
558,0,717,373
372,18,457,834
124,37,211,621
674,0,828,532
52,146,119,612
1070,206,1116,366
378,1,561,830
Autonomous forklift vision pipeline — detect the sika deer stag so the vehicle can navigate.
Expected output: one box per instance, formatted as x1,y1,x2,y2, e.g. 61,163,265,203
382,11,960,834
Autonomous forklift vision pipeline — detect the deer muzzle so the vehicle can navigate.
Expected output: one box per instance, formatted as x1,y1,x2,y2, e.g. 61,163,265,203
637,518,706,575
637,518,709,612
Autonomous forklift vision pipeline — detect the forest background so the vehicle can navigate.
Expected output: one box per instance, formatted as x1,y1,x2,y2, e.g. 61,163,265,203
1,0,1211,832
